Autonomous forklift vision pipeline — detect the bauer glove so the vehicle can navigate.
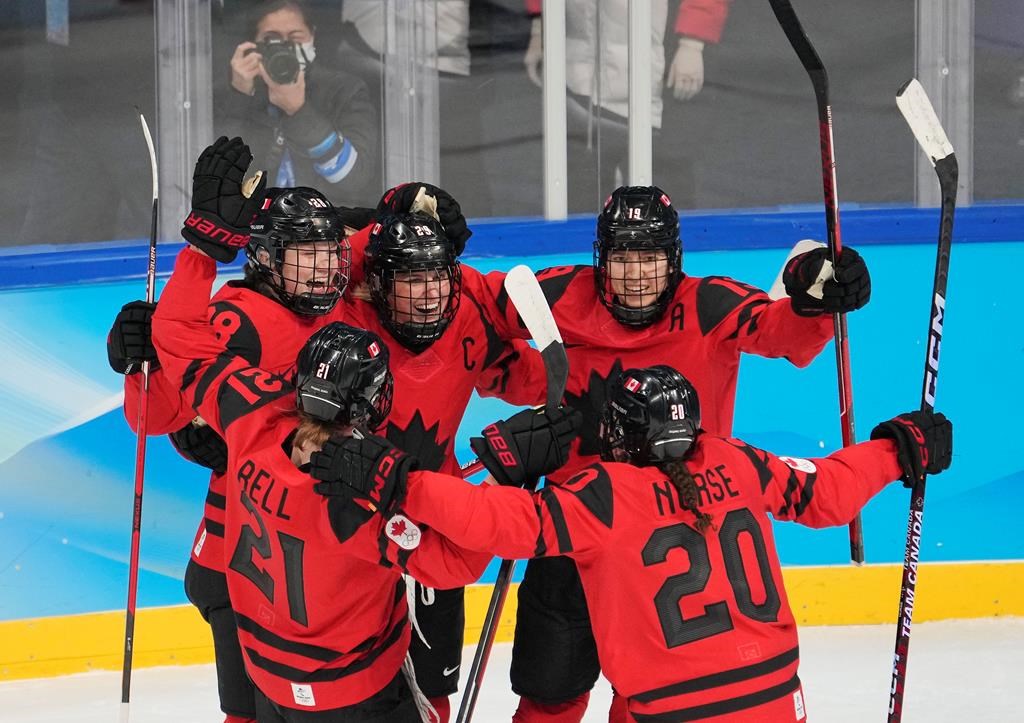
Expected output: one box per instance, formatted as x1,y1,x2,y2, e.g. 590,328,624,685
376,182,472,255
784,246,871,316
181,136,267,263
107,300,159,375
871,411,953,487
470,406,580,488
169,418,228,475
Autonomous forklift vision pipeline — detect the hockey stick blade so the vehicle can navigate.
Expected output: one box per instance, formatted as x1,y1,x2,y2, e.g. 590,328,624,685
504,265,569,408
896,79,955,166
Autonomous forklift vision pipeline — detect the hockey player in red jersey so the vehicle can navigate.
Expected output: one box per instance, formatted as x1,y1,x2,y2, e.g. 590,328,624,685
106,136,351,723
466,184,872,721
151,236,501,722
343,211,549,722
316,365,953,723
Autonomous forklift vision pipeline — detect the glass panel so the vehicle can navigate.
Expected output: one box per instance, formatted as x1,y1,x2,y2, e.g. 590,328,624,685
0,2,156,247
654,1,915,211
974,0,1024,201
212,1,383,209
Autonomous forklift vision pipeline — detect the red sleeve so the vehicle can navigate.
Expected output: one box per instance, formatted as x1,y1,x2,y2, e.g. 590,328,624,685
381,516,493,589
474,337,547,407
122,368,195,435
344,224,372,288
724,438,904,528
697,276,833,368
401,469,615,561
674,0,732,43
152,248,289,437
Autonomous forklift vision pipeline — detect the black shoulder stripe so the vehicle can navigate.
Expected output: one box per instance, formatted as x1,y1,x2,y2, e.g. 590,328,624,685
725,440,774,493
205,490,226,510
540,487,573,554
535,266,585,309
215,370,291,431
565,465,614,529
180,358,203,396
696,276,762,336
193,351,236,411
793,471,816,517
777,467,801,518
725,299,771,341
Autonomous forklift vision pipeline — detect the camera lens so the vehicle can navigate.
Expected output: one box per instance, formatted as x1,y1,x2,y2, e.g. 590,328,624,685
260,40,300,84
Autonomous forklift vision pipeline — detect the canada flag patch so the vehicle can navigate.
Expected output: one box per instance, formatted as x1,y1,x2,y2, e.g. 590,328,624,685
261,197,273,210
779,456,817,474
386,514,421,550
367,341,381,357
624,377,641,393
660,193,672,206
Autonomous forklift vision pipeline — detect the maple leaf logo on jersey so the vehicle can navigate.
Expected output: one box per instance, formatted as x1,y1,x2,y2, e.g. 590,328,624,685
386,514,421,550
563,359,625,457
386,410,450,472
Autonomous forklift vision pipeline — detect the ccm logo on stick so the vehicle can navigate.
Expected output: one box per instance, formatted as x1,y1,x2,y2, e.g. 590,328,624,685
482,424,517,468
924,292,944,407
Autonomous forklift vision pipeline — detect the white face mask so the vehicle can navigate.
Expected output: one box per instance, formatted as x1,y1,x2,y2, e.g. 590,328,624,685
297,41,316,69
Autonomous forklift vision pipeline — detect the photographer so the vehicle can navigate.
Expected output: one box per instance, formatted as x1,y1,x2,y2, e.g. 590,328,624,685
222,0,380,207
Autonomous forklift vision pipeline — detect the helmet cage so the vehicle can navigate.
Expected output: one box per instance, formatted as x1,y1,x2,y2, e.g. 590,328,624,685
599,366,700,466
366,214,462,350
246,190,351,317
295,324,394,431
594,186,682,327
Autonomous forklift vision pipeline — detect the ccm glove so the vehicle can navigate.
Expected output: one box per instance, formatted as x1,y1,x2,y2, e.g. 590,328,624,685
181,136,267,262
784,246,871,316
470,406,581,488
311,434,417,515
871,411,953,487
376,182,472,254
169,419,227,475
107,301,159,375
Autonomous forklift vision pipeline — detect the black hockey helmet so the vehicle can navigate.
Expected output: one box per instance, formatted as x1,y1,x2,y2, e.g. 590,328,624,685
295,323,393,430
599,365,700,466
594,185,682,328
365,212,462,351
246,187,351,316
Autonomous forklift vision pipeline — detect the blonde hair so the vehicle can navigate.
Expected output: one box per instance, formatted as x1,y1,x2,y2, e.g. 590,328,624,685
291,411,337,452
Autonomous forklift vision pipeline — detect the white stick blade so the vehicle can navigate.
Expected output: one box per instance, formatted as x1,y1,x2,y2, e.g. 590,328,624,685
896,79,955,165
504,265,562,349
768,239,827,301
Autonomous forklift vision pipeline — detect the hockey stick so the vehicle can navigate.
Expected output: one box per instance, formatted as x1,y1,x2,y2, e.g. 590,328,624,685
768,0,864,563
119,110,158,723
455,265,569,723
886,78,957,723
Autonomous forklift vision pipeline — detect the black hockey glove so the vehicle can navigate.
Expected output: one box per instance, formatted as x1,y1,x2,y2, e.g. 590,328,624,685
376,182,472,255
783,246,871,317
870,411,953,487
107,301,159,375
470,406,581,488
181,136,267,263
311,434,417,516
169,419,228,476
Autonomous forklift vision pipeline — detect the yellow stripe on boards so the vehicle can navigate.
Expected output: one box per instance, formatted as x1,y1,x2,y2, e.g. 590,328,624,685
1,561,1021,681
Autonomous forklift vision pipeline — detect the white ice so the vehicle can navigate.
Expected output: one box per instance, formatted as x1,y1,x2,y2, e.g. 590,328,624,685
1,619,1020,722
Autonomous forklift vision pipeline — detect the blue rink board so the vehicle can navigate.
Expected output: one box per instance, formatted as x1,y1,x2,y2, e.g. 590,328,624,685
0,242,1020,620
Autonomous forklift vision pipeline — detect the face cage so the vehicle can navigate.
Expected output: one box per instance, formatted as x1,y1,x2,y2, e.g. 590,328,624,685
250,236,352,317
593,241,681,328
358,372,394,432
599,406,647,465
371,262,463,350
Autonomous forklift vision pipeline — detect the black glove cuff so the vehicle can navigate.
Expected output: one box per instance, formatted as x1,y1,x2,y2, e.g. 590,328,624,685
181,209,250,263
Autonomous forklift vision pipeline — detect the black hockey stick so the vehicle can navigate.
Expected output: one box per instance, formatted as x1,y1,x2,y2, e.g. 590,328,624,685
455,265,569,723
768,0,864,563
887,78,957,723
120,110,158,723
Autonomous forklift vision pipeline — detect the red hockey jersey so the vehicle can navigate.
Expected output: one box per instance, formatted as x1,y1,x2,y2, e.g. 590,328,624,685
124,272,338,574
152,248,491,711
478,265,834,481
400,435,902,721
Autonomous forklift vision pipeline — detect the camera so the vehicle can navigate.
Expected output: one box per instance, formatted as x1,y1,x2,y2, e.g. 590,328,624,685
254,38,301,85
